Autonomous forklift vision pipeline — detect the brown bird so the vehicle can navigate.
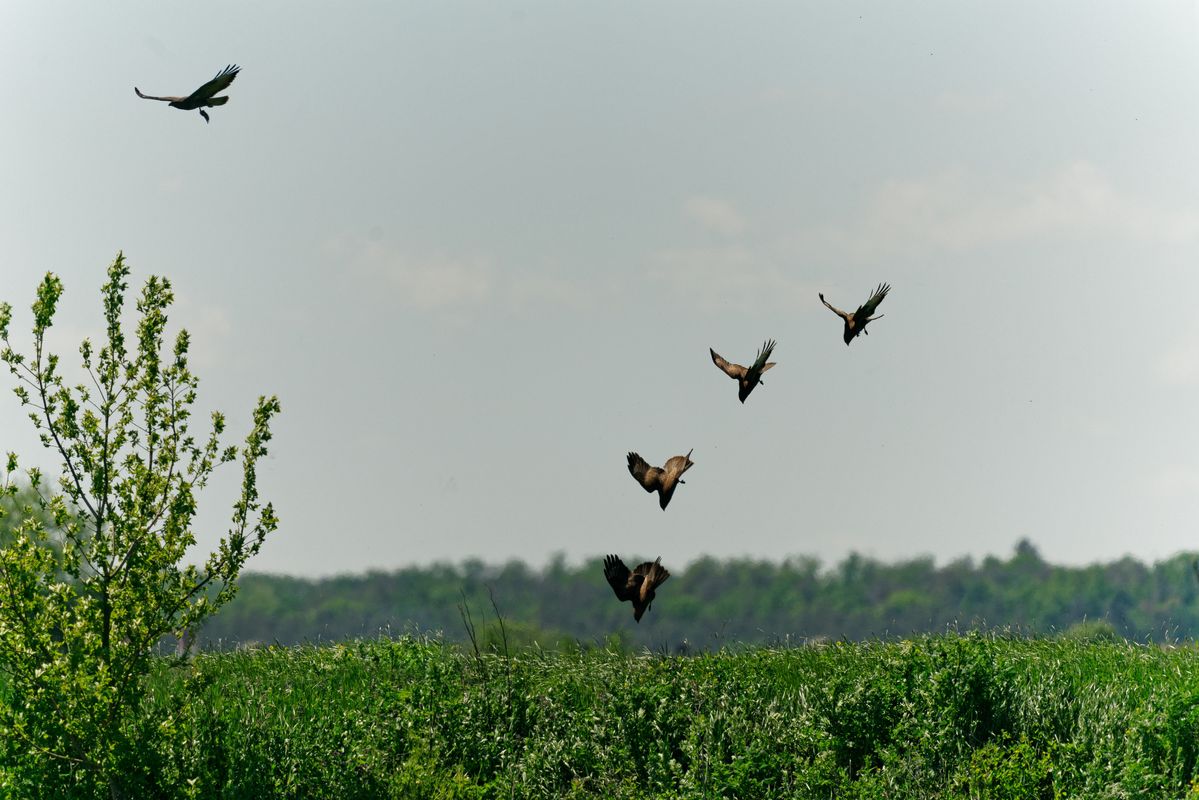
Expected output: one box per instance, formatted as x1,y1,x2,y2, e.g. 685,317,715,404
627,449,694,510
819,283,891,345
710,339,777,403
135,65,240,123
603,555,670,622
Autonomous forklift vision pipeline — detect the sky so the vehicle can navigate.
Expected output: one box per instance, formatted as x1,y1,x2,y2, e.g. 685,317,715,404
3,2,1199,576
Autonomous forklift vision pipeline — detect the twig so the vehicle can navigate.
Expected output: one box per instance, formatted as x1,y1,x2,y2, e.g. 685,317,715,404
456,590,483,673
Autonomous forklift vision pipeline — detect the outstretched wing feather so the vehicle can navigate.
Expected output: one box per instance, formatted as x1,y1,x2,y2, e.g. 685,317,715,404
663,451,693,478
603,555,633,601
751,339,776,373
134,88,184,102
187,64,240,102
627,452,660,491
710,348,747,380
819,293,851,321
856,283,890,317
633,558,670,600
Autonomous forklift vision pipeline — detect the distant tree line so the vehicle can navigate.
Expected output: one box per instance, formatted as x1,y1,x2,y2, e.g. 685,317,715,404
198,540,1199,650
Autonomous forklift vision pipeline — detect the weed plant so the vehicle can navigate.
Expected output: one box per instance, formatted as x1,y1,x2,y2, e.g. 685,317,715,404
8,632,1192,798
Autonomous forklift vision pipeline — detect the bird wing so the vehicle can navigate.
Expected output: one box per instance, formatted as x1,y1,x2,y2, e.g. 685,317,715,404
750,339,777,374
187,64,240,102
856,283,890,317
819,293,851,321
134,88,185,102
633,558,670,600
710,348,747,380
627,452,661,491
657,451,693,508
603,555,633,601
663,449,694,480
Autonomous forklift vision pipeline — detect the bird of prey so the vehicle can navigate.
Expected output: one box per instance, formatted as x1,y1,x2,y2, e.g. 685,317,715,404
135,65,241,123
819,283,891,345
603,555,670,622
627,450,694,510
710,339,777,403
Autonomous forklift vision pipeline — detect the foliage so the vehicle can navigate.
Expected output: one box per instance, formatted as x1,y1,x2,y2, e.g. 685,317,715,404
14,633,1199,798
0,254,280,798
200,543,1199,650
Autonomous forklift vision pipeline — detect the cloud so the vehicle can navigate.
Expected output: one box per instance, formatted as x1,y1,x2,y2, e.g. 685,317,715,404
684,195,747,236
1157,334,1199,387
332,234,599,315
752,85,791,106
647,246,813,312
173,296,233,369
932,90,1009,116
332,236,493,311
1144,465,1199,499
650,161,1199,314
502,268,591,310
157,175,185,194
799,161,1199,259
367,246,492,310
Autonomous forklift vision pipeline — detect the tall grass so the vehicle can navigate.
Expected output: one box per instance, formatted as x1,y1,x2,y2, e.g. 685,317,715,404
11,632,1199,798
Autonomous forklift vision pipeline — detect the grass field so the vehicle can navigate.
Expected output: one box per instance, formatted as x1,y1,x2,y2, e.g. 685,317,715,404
12,632,1199,798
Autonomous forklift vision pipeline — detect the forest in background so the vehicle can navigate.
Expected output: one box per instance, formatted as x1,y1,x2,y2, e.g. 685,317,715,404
197,540,1199,650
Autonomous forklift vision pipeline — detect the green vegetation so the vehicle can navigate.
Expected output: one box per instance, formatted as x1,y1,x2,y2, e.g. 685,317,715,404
5,260,1199,798
201,542,1199,650
5,633,1199,798
0,258,280,798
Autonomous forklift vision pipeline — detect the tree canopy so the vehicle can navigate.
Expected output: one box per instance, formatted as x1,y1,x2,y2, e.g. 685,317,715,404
199,541,1199,650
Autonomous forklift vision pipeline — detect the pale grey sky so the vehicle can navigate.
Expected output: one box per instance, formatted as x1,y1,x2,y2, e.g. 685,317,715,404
3,2,1199,575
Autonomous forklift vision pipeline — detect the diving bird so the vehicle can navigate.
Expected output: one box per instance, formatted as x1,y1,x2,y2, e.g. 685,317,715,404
626,450,694,510
819,283,891,345
135,64,241,123
603,555,670,622
710,339,777,403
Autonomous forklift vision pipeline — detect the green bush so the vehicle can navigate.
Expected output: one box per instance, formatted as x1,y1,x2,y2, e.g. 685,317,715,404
950,735,1053,799
0,257,280,798
0,633,1184,798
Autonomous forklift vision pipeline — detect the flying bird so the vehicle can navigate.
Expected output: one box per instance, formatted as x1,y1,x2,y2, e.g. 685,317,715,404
603,555,670,622
627,450,694,510
819,283,891,345
135,64,241,123
710,339,777,403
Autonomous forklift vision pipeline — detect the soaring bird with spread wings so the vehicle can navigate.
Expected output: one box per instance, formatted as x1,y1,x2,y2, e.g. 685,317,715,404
603,555,670,622
135,65,241,123
819,283,891,345
710,339,777,403
626,450,694,510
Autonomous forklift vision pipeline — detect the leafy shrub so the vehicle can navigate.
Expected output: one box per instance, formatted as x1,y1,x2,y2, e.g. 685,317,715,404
19,633,1189,798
